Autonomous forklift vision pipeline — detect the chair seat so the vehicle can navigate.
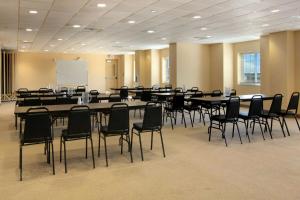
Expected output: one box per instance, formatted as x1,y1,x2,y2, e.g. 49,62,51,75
132,122,160,132
211,115,236,122
100,126,128,136
261,110,279,118
184,104,199,111
21,136,52,144
280,109,296,116
62,129,90,139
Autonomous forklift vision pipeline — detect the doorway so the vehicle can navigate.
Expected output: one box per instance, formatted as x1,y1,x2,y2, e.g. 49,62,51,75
105,59,118,91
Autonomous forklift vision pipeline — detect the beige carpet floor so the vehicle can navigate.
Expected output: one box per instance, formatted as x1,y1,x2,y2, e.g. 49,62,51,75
1,102,300,200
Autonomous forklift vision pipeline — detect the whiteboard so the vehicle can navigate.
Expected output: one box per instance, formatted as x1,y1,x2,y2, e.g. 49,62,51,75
56,60,88,86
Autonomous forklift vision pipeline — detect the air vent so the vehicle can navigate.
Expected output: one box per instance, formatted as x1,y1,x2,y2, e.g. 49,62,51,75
83,27,103,32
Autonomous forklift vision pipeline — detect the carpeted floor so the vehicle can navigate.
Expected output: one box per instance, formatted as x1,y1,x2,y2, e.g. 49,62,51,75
1,102,300,200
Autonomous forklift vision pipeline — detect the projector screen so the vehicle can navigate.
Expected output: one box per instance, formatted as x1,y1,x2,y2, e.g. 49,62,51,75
56,60,88,86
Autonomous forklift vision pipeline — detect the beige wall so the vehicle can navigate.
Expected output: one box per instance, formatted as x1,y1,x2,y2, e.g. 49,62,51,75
233,40,261,94
159,48,169,86
209,44,223,90
169,43,177,88
295,31,300,91
124,55,134,87
175,43,210,90
223,43,234,91
151,49,160,86
15,52,106,91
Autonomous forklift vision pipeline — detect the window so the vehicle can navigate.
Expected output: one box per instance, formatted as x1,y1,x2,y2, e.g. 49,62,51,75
239,52,260,85
162,57,170,84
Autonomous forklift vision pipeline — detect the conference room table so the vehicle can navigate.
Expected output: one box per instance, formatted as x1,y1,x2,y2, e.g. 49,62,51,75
14,101,147,130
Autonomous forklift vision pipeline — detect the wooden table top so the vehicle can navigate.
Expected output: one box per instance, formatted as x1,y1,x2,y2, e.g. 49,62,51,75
191,94,274,103
14,101,147,115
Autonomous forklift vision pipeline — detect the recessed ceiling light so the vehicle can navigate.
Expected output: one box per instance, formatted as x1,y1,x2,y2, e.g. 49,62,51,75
81,43,86,46
147,30,155,34
206,35,212,38
97,3,107,8
151,10,156,13
72,24,81,28
23,40,30,43
26,28,32,32
192,15,201,19
50,44,55,47
200,27,208,31
57,38,63,41
161,37,167,40
115,41,120,44
29,10,38,14
271,9,280,13
262,24,270,27
44,49,49,52
128,20,136,24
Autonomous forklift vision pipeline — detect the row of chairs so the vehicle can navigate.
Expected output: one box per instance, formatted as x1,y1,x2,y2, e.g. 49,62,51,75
19,102,165,181
209,92,300,146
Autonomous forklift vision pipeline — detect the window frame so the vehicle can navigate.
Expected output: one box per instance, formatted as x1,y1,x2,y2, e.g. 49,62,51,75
161,56,170,84
238,52,261,86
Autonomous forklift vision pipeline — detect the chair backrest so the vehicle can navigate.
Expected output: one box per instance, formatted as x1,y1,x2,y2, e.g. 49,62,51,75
23,97,41,106
269,94,283,115
108,103,129,132
67,105,91,135
109,94,121,102
76,85,86,93
142,102,162,130
191,87,199,92
211,90,222,97
60,87,68,93
17,88,29,93
175,87,183,93
39,88,49,93
171,94,185,110
141,91,152,102
136,85,144,90
23,107,52,142
230,89,237,96
248,95,263,117
89,90,99,103
192,91,204,98
225,97,240,120
287,92,300,113
120,88,129,99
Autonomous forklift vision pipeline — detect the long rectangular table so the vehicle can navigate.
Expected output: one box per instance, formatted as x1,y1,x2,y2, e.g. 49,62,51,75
14,101,147,130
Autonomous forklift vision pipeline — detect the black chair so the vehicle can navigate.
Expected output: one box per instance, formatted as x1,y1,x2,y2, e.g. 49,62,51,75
280,92,300,136
165,84,172,89
230,89,237,96
133,86,144,100
239,95,265,142
109,94,121,102
19,107,55,181
89,90,99,103
184,92,204,127
60,87,68,93
208,97,242,146
211,89,222,97
60,105,95,173
175,87,183,93
141,91,152,102
190,87,199,92
76,85,86,93
131,102,165,161
98,103,132,166
120,86,129,101
17,88,30,98
260,94,285,138
39,88,50,93
22,97,41,106
163,93,186,129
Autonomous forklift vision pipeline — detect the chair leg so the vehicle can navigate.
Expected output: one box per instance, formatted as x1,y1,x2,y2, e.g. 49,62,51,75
63,140,67,173
128,131,133,163
270,118,273,133
182,111,187,128
103,136,108,167
59,136,62,162
235,122,242,144
189,111,193,127
208,121,212,142
90,137,95,169
223,123,228,147
232,123,235,138
266,119,273,139
192,110,196,124
85,136,88,159
278,117,286,137
257,118,265,140
150,131,153,150
170,114,174,130
130,128,134,150
251,119,256,135
159,130,166,157
245,120,250,143
294,116,300,131
138,133,144,161
282,117,290,136
98,133,101,157
121,134,123,154
51,141,55,175
19,145,22,181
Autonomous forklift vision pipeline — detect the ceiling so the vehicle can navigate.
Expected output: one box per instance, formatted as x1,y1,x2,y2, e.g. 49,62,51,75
0,0,300,54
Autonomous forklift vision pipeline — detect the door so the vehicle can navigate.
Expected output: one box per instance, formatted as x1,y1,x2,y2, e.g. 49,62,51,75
105,59,118,91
